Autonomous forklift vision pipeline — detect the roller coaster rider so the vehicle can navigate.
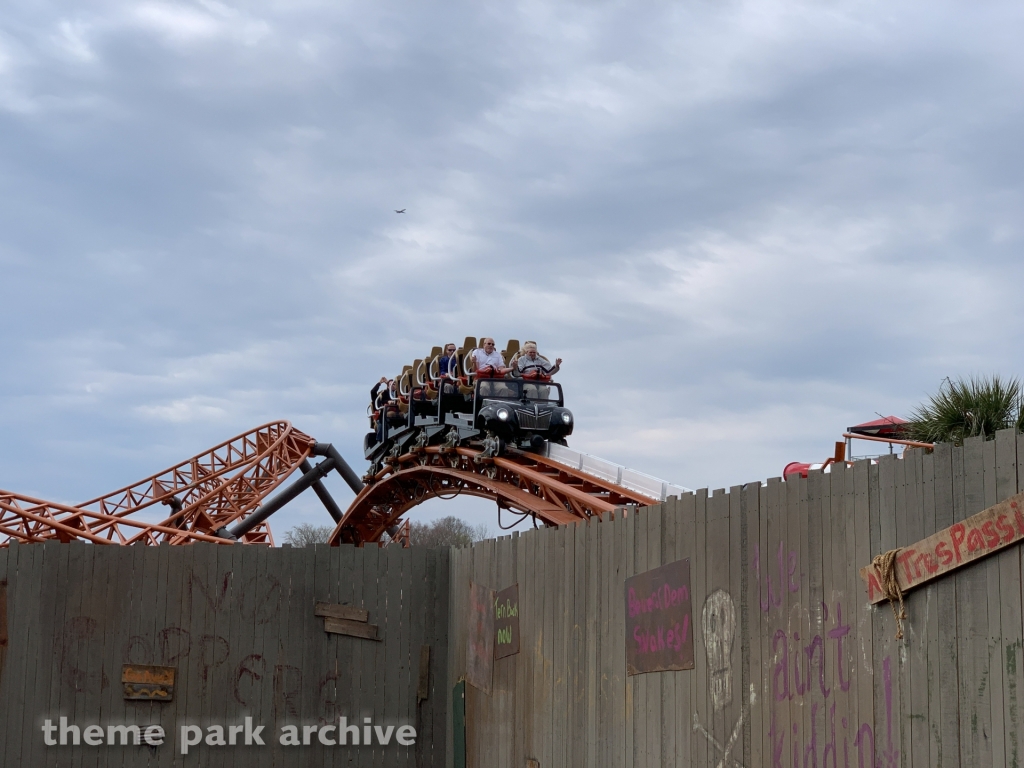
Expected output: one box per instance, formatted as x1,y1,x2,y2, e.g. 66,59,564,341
438,343,459,394
370,377,401,443
515,341,562,379
471,338,513,378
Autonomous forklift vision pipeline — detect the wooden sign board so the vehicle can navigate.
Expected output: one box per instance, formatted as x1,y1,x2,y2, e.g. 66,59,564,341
317,601,379,640
122,664,175,701
493,584,520,659
466,581,495,694
860,490,1024,604
624,558,694,676
315,601,369,623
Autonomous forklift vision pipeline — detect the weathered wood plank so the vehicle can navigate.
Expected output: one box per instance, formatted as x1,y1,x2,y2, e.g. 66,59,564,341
294,547,315,768
983,439,1008,768
325,616,381,640
446,544,466,768
804,471,827,766
674,494,696,768
0,544,12,757
931,442,961,767
760,477,782,768
660,503,678,766
384,545,408,767
431,546,450,768
571,522,587,768
356,544,380,768
851,459,875,752
739,483,759,768
630,507,647,768
468,538,493,768
557,524,574,768
957,437,995,767
692,489,710,768
917,450,942,768
60,542,91,766
316,602,370,623
403,546,427,768
995,429,1024,768
584,514,599,768
526,525,545,767
30,542,69,765
495,535,515,768
828,462,856,768
903,448,932,768
789,470,812,766
183,543,214,763
509,533,526,768
872,455,904,768
13,543,48,767
540,526,557,767
808,469,829,768
650,506,666,768
415,546,435,768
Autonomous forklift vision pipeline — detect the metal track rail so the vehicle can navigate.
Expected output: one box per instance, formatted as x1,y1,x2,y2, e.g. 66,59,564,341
0,421,687,547
327,444,686,545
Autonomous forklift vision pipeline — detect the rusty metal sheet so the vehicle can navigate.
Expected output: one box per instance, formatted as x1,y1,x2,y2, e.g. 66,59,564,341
624,557,694,675
466,581,494,693
493,584,520,659
122,664,175,701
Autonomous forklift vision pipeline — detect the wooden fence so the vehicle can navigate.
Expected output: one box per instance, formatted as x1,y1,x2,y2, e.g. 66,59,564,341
0,541,449,767
4,430,1024,767
447,430,1024,768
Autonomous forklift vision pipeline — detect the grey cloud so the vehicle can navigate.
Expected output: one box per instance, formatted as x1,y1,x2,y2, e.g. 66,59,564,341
1,0,1023,534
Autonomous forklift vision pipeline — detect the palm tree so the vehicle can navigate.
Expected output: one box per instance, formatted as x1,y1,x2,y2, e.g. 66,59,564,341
904,375,1023,445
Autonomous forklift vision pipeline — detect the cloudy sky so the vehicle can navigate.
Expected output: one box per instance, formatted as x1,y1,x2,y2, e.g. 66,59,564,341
2,0,1022,538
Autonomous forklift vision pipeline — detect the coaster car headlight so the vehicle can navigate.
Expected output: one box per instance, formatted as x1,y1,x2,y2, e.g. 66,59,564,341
497,408,510,422
561,412,572,424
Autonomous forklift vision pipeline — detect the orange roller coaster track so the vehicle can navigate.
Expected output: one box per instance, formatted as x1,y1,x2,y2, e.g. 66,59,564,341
0,422,319,546
328,444,663,546
0,422,667,547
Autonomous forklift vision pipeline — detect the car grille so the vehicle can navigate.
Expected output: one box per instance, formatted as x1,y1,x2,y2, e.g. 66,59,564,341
516,409,551,430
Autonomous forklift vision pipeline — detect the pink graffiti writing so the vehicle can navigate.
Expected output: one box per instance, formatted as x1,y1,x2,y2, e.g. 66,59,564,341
769,672,896,768
753,541,801,614
632,617,689,656
771,601,850,702
627,584,690,618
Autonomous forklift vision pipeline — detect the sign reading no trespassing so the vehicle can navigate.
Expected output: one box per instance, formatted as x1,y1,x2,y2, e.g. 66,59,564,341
860,490,1024,603
624,558,694,676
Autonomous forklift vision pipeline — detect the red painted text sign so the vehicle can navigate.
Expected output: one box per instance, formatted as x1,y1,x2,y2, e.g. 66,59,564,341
860,490,1024,604
624,558,693,676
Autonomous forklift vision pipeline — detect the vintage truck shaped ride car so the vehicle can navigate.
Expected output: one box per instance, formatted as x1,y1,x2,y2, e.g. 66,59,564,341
364,340,572,471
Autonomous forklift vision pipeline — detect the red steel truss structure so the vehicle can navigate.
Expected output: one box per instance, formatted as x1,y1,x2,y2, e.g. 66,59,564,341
0,422,663,547
0,422,315,546
328,444,661,545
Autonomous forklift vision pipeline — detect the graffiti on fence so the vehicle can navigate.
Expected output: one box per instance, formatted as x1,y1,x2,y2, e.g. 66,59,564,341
703,589,736,711
752,541,801,615
761,570,898,768
624,558,694,675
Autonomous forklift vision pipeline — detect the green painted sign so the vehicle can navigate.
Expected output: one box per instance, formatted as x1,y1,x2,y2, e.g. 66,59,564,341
493,584,520,659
